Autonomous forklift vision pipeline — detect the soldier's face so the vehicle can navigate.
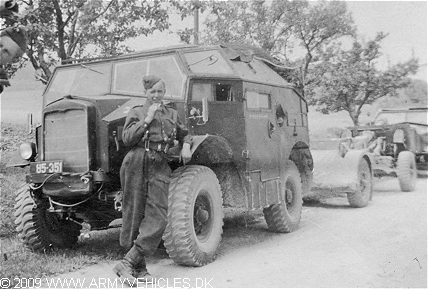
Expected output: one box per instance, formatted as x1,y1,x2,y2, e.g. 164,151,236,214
146,81,166,104
0,35,23,65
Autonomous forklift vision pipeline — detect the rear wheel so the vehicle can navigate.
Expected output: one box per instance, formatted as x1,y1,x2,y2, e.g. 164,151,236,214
263,161,303,233
14,183,81,251
397,151,417,192
163,165,223,266
347,157,372,208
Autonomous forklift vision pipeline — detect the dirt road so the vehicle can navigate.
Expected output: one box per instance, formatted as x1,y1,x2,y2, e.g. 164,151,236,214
39,178,426,288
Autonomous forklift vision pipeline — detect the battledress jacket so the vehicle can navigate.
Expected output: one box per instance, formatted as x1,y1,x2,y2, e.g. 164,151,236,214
119,101,192,250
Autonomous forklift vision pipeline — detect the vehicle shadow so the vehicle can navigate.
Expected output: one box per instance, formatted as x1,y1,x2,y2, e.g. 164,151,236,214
303,193,354,209
72,211,288,265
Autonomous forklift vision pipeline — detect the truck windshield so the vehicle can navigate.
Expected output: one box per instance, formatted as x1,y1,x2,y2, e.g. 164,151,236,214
112,55,186,98
44,63,112,107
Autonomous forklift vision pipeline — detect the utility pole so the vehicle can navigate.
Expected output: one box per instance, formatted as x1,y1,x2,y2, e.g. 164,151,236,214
193,0,199,45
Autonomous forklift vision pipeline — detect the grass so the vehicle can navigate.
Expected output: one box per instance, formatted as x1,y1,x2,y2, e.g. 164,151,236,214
0,123,126,287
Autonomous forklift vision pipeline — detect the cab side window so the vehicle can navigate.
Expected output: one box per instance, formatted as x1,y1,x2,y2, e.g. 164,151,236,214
216,84,233,101
192,82,235,102
192,83,213,101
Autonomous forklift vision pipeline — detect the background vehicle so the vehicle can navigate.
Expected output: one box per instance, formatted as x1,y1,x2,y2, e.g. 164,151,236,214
310,138,373,208
8,44,314,266
347,107,428,192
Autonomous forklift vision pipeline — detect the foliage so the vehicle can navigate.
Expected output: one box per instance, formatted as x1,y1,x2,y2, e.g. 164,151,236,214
199,0,355,95
401,79,428,105
375,79,427,109
307,32,419,125
2,0,175,83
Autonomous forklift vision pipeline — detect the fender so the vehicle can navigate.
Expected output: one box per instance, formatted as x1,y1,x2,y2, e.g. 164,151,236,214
189,135,234,165
6,151,30,168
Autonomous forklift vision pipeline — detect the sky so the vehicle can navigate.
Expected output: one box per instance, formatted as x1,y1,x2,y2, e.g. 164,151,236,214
126,1,428,81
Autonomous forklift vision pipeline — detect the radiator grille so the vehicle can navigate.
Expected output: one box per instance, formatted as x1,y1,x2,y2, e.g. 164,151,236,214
44,109,89,173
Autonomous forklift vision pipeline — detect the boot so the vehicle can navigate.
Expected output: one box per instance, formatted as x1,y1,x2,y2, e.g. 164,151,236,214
135,256,154,283
113,246,143,287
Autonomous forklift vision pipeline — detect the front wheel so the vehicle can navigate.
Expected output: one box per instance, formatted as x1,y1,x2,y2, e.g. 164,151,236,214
397,151,417,192
163,165,224,267
263,161,303,233
347,157,372,208
14,183,81,251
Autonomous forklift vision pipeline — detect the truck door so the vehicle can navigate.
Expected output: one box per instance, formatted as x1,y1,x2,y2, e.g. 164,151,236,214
188,79,245,163
244,87,280,181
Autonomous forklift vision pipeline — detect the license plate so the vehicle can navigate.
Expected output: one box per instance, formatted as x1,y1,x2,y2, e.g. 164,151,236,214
30,161,63,174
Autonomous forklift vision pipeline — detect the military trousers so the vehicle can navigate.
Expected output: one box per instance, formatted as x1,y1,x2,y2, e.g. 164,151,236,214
119,147,171,255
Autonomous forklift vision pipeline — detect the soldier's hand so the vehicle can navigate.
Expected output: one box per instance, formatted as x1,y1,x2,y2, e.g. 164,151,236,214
180,143,192,165
145,103,161,123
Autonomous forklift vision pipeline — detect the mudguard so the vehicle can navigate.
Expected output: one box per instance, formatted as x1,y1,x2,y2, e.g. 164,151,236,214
189,135,234,165
6,151,30,168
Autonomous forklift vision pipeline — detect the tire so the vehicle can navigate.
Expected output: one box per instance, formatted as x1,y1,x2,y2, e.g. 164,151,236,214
397,151,417,192
14,183,81,251
163,165,224,266
263,161,303,233
347,157,372,208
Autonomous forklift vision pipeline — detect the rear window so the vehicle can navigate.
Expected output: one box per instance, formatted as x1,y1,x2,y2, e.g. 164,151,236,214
246,91,271,109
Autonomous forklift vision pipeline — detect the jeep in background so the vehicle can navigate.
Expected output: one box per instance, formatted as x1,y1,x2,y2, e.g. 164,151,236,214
348,107,428,192
8,44,314,267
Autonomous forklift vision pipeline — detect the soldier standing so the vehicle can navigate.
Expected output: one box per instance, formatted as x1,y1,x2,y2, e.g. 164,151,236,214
113,75,192,284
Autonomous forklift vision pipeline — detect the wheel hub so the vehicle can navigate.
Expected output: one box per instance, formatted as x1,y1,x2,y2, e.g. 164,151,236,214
196,208,209,223
285,189,293,204
194,194,212,237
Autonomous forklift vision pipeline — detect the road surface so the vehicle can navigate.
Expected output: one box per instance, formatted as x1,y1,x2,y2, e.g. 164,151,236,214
39,177,427,288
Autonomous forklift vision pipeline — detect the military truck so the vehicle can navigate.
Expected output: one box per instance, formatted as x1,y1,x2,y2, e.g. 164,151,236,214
8,44,314,266
346,107,428,192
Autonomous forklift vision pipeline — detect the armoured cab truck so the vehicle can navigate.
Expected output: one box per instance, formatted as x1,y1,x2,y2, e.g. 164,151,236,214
8,44,313,267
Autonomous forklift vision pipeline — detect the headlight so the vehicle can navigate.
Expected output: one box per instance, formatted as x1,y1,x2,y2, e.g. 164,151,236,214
19,142,37,161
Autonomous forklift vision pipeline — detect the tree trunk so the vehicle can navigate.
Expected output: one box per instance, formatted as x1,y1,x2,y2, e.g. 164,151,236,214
349,108,361,126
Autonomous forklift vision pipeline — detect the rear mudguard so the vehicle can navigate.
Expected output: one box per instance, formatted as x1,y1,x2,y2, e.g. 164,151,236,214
311,149,372,198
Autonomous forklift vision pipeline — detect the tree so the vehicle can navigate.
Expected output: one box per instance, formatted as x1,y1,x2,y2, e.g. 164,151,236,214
291,0,355,95
3,0,173,83
307,32,419,125
401,79,428,105
198,0,355,96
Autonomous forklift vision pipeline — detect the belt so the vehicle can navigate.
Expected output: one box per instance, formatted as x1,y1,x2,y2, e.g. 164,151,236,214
144,141,169,153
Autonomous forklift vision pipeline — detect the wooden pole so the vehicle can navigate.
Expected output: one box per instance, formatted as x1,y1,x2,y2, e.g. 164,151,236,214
193,1,199,45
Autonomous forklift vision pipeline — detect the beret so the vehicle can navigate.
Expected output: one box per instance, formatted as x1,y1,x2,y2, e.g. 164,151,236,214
0,27,27,52
142,75,161,90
